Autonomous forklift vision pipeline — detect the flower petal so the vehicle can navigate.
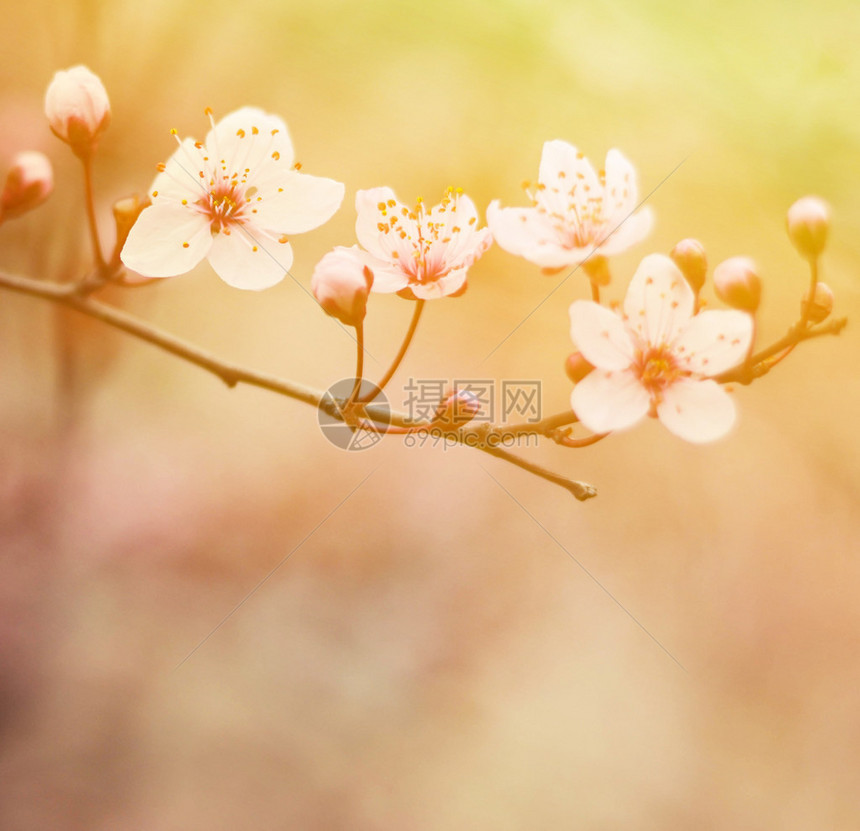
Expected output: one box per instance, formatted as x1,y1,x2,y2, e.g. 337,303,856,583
253,171,344,234
411,268,468,299
121,203,211,277
596,205,653,256
356,187,400,260
150,138,207,202
674,309,753,376
569,300,636,370
208,107,294,173
603,148,639,216
538,140,599,193
366,266,409,293
571,369,650,433
206,226,293,290
656,378,736,442
357,251,408,293
486,201,571,266
537,140,602,230
623,253,694,346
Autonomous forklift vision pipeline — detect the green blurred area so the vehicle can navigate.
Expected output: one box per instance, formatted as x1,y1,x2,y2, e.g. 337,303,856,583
1,1,859,829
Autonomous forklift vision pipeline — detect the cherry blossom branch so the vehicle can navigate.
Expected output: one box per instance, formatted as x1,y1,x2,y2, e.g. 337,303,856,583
0,268,323,409
715,315,847,384
357,415,597,500
502,409,580,436
0,268,597,499
480,444,597,500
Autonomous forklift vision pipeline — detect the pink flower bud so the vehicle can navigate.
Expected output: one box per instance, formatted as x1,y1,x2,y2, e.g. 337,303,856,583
44,65,111,158
0,150,53,220
713,256,761,313
565,351,593,384
670,238,707,294
801,281,834,324
434,390,482,425
786,196,830,261
311,246,373,327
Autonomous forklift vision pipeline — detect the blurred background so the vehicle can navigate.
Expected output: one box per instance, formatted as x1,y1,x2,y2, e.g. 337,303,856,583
1,0,859,827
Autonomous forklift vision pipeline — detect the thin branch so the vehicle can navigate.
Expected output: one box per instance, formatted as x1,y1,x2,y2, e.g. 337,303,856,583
480,445,597,501
716,316,847,384
0,268,596,498
0,268,321,407
503,409,580,437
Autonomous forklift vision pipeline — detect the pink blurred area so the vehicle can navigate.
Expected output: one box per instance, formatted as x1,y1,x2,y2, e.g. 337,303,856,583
1,1,860,829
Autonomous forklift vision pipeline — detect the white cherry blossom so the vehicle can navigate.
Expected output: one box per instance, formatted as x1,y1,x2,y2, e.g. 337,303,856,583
487,140,652,270
353,186,492,300
569,254,753,443
121,107,344,290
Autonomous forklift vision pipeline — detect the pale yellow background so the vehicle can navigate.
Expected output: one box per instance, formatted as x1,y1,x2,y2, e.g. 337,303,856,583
1,1,859,828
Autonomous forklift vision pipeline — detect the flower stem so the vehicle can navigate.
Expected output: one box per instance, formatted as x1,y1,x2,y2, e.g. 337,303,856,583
799,257,819,329
744,315,757,370
360,298,425,403
345,321,364,410
554,430,609,448
81,155,106,272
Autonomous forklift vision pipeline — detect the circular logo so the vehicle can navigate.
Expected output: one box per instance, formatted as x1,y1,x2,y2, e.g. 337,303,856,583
318,378,390,451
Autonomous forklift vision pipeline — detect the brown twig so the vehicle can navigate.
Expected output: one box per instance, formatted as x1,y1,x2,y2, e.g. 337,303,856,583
715,316,847,384
0,269,597,499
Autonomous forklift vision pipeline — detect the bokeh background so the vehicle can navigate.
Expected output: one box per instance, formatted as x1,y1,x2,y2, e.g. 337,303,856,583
2,0,860,828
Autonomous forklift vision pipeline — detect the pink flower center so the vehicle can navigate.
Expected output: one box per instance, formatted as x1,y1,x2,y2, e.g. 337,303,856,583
198,182,248,234
635,345,683,395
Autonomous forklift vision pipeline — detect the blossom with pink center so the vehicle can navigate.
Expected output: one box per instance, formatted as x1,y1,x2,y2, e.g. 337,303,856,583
487,140,653,270
569,254,753,443
354,186,492,300
121,107,344,290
